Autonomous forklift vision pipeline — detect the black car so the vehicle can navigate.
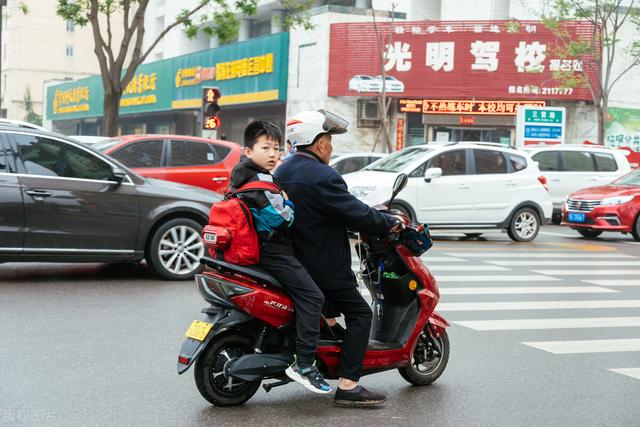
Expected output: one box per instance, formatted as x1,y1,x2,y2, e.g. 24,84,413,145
0,125,220,280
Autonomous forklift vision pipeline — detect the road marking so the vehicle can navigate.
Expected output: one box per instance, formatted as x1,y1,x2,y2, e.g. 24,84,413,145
549,242,616,251
609,368,640,380
427,265,508,272
420,256,465,262
539,231,579,238
445,252,635,258
437,275,561,282
440,286,616,295
533,269,640,275
438,299,640,311
454,316,640,331
522,338,640,354
488,260,640,266
583,280,640,287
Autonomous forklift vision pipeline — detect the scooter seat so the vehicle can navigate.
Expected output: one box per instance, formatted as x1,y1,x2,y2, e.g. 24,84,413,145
200,256,284,289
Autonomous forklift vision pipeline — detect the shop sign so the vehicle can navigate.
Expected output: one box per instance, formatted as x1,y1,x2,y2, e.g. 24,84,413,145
396,118,405,150
120,71,158,107
52,86,90,115
516,106,566,146
399,98,545,115
329,20,596,101
606,107,640,167
459,116,475,125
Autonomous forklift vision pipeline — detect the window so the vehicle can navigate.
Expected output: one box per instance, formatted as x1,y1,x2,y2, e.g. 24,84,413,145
506,153,527,172
111,140,164,168
66,20,74,32
170,140,218,167
333,156,369,175
211,144,231,161
15,135,113,180
614,169,640,186
0,139,6,171
592,152,618,172
560,151,595,172
426,149,467,176
472,149,508,174
367,146,433,173
532,151,559,171
65,45,74,57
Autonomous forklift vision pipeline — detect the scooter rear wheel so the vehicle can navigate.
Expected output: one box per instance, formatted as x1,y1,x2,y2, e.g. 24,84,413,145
399,330,449,386
194,334,261,406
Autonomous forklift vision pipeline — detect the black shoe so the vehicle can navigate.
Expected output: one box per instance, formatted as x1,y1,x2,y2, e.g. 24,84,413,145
334,385,386,407
285,362,332,394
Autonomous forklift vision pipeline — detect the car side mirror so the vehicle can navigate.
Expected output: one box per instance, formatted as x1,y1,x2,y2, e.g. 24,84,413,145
424,167,443,183
112,167,127,183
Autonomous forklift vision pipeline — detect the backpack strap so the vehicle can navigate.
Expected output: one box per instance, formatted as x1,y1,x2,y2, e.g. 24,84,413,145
233,181,279,194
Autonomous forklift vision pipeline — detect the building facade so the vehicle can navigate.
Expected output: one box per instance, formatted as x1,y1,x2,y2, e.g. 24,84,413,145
1,0,123,122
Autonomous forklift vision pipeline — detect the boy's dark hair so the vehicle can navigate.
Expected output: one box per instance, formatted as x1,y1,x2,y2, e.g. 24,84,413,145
243,121,282,149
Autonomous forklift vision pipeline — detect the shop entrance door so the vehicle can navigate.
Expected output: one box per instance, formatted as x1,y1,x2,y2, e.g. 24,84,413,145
433,127,511,144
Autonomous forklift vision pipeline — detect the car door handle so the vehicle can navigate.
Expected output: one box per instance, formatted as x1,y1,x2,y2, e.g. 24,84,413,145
25,190,52,199
506,181,517,186
551,178,561,182
457,184,470,190
211,177,228,182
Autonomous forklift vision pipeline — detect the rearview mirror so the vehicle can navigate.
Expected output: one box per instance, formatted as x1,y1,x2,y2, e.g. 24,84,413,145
424,167,442,183
387,173,408,207
112,167,127,183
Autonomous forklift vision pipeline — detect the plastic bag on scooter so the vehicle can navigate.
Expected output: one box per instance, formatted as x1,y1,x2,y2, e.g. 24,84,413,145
399,225,433,256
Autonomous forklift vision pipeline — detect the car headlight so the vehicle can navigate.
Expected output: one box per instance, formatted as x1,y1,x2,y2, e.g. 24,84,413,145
350,186,377,200
600,196,634,205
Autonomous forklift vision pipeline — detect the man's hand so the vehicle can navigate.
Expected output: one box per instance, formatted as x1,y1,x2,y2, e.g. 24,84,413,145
389,215,405,233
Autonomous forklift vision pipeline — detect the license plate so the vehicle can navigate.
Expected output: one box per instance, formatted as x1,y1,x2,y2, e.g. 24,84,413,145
184,320,213,341
567,212,586,223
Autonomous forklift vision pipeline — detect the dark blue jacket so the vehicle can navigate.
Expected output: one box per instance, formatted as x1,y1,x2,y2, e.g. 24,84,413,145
274,151,395,289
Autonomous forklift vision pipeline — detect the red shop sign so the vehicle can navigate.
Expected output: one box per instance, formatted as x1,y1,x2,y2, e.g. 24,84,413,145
396,118,405,150
329,20,598,101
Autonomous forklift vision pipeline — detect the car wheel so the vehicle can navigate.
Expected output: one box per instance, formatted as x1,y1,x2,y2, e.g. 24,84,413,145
576,228,603,239
147,218,205,280
507,207,540,242
633,215,640,242
390,203,414,222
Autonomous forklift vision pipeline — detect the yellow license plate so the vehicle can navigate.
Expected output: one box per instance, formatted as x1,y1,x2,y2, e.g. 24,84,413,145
184,320,213,341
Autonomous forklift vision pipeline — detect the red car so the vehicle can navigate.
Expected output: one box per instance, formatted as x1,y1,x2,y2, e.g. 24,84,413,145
561,168,640,240
95,135,241,193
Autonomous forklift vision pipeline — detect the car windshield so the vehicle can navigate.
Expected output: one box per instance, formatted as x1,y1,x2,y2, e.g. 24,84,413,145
365,147,432,172
93,138,124,152
613,169,640,186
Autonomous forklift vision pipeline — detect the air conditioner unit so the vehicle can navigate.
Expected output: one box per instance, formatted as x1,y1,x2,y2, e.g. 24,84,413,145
360,100,381,121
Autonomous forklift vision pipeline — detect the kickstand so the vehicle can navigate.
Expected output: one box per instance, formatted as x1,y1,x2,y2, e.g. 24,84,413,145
263,379,291,393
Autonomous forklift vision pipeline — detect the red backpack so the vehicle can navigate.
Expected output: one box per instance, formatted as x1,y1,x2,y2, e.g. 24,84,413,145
206,181,279,265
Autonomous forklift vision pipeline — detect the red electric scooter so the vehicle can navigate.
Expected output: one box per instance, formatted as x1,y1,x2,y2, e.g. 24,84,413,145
177,174,450,406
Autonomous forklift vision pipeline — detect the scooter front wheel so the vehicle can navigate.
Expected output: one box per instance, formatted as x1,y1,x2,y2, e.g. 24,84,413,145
399,330,449,386
194,334,261,406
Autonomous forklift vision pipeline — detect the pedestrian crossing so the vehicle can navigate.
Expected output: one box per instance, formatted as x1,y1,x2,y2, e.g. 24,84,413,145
352,246,640,383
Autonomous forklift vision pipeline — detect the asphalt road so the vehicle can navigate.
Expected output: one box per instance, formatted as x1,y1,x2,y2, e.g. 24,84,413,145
1,226,639,426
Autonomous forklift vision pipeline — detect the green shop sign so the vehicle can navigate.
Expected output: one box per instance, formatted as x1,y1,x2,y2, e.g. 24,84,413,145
606,107,640,151
46,32,289,121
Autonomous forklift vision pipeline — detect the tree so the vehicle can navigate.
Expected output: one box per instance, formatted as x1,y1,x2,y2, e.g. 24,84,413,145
539,0,640,144
19,86,42,126
57,1,311,136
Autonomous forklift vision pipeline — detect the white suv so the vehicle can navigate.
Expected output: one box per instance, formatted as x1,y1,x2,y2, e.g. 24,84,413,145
525,145,631,220
344,143,553,242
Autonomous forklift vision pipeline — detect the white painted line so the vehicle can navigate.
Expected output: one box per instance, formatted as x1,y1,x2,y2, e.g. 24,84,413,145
454,316,640,331
609,368,640,380
533,269,640,275
488,260,640,266
437,299,640,311
539,231,579,238
584,280,640,287
445,252,636,258
437,275,561,282
428,265,508,272
420,256,466,262
440,286,616,295
522,338,640,354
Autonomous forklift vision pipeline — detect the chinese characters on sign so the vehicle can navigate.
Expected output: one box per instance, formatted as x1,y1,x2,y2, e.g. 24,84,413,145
52,87,90,115
175,66,216,87
399,99,546,115
121,72,158,107
216,53,274,81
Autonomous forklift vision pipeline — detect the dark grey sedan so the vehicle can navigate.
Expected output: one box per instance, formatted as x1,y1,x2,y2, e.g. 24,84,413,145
0,125,220,280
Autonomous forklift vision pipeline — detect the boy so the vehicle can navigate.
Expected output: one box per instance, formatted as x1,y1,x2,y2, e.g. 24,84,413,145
228,121,331,394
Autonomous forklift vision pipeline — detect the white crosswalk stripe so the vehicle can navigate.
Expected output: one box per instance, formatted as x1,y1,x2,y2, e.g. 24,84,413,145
440,286,616,295
488,260,640,266
438,299,640,311
522,338,640,354
454,317,640,331
437,275,561,282
427,265,509,272
533,269,640,275
609,368,640,380
445,252,636,258
583,280,640,287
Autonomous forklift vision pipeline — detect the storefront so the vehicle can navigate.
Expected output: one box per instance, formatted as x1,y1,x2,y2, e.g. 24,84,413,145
327,20,597,147
45,32,289,143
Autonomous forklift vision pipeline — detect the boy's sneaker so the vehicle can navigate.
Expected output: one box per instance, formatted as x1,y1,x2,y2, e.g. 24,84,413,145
285,362,332,394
